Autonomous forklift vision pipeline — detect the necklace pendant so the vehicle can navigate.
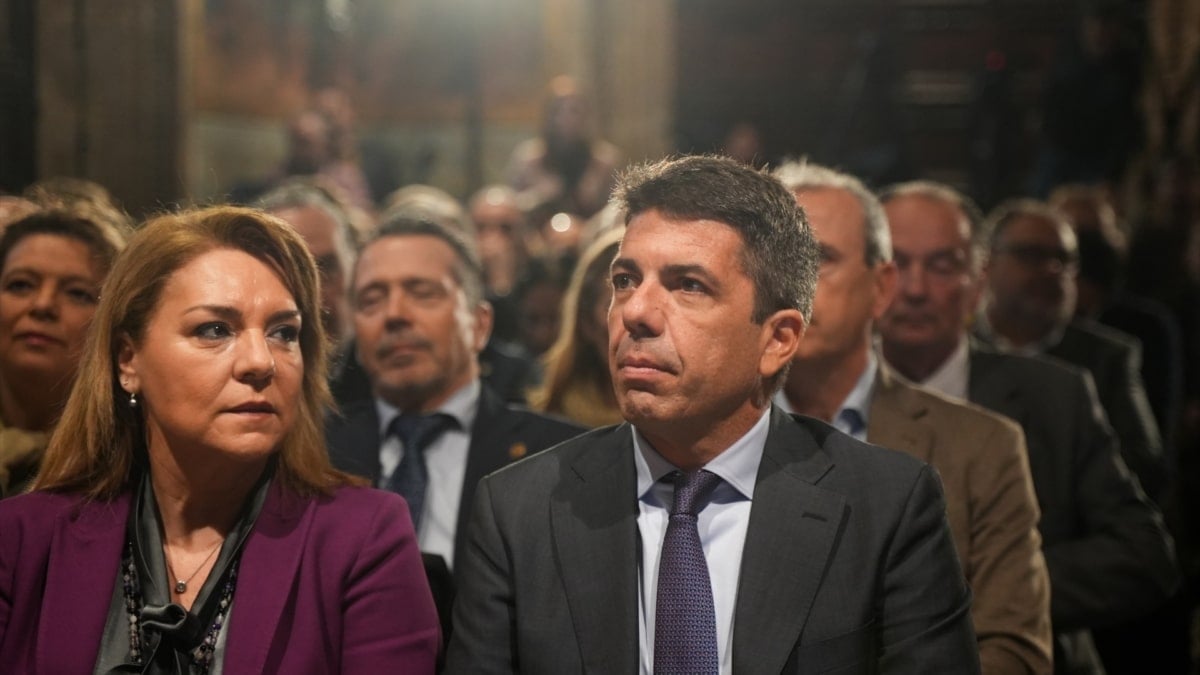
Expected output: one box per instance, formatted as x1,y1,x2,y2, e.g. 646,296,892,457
175,580,187,594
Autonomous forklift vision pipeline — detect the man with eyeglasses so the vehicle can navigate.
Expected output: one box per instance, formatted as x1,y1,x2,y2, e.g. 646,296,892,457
974,198,1167,501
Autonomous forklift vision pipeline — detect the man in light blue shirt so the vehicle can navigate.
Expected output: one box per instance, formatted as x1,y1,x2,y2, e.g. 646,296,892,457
774,160,1051,674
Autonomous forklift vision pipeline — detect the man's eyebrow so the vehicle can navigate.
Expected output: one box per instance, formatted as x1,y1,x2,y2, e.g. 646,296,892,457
661,263,720,286
610,257,640,273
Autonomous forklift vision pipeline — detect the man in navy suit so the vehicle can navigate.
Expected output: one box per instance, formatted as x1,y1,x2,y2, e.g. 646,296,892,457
324,216,583,637
445,156,979,674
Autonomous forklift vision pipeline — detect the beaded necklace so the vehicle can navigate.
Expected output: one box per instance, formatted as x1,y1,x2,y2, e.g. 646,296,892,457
122,540,239,672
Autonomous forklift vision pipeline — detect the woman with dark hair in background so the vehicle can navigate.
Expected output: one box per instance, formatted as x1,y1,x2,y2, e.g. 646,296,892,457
0,206,439,673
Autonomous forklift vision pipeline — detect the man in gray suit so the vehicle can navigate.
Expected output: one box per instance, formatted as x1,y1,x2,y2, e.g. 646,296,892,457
876,181,1178,674
445,156,979,674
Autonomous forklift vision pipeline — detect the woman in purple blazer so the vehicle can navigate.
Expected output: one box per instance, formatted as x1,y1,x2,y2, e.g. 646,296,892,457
0,207,440,674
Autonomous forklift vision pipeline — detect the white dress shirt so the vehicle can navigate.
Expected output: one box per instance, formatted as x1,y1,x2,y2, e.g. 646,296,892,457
912,336,971,401
375,380,479,568
635,408,770,675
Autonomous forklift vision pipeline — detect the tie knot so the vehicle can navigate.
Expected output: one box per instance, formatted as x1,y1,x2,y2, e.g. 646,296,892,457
388,412,456,453
668,470,721,517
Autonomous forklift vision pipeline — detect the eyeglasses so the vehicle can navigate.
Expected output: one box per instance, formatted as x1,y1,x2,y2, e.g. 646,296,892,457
994,244,1078,271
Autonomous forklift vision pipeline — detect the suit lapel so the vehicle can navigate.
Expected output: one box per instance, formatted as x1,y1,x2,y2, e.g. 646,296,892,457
550,425,640,673
867,366,934,464
733,408,845,673
456,387,517,568
967,348,1027,423
326,401,384,482
38,495,130,673
222,481,313,672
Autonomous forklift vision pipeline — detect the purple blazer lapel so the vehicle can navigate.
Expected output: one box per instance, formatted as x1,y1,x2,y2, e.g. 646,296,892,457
37,494,130,673
222,481,315,673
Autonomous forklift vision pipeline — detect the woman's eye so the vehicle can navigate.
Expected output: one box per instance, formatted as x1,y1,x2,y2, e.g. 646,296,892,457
65,287,99,305
270,324,301,343
195,322,232,340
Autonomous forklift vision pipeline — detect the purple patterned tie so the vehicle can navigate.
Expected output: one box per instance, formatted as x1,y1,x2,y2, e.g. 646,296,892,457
385,413,455,530
654,469,722,675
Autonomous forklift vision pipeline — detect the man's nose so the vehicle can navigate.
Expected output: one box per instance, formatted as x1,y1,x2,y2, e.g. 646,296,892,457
619,282,665,340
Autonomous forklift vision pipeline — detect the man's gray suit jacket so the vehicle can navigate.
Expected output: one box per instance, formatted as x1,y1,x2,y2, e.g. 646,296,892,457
444,406,980,674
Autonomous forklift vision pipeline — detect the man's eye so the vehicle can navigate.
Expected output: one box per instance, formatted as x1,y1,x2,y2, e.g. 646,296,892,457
408,282,447,301
2,278,34,294
928,259,964,276
612,273,635,290
680,278,707,293
355,289,384,312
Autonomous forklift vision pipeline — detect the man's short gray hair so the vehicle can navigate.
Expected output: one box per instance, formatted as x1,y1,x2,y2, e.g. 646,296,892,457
773,160,892,266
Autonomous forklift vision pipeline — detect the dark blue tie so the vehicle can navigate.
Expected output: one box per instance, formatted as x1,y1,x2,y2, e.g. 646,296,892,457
654,469,722,675
385,413,455,530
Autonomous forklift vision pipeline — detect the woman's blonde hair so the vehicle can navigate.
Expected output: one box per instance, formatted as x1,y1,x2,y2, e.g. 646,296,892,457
34,206,359,499
529,227,623,417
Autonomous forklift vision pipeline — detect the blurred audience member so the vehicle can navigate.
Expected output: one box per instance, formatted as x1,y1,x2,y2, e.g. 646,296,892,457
325,215,583,641
384,184,475,237
1051,183,1185,450
23,177,134,239
329,198,536,408
529,228,623,428
0,196,37,232
721,121,766,168
284,110,332,178
975,199,1167,501
533,210,587,260
468,186,529,343
312,87,375,213
257,180,358,345
507,76,620,219
24,176,125,215
878,180,1180,674
470,186,528,297
513,257,571,359
0,209,126,497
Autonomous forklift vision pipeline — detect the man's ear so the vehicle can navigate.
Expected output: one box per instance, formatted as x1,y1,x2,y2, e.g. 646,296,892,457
472,300,494,353
872,261,899,320
115,333,140,393
759,308,806,380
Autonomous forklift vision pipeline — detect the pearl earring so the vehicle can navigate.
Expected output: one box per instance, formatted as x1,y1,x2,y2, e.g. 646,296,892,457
129,391,138,408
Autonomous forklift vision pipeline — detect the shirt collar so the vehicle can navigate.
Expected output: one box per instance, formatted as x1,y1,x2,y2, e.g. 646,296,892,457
375,379,481,436
771,350,878,439
633,407,770,501
831,351,877,438
913,335,971,400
